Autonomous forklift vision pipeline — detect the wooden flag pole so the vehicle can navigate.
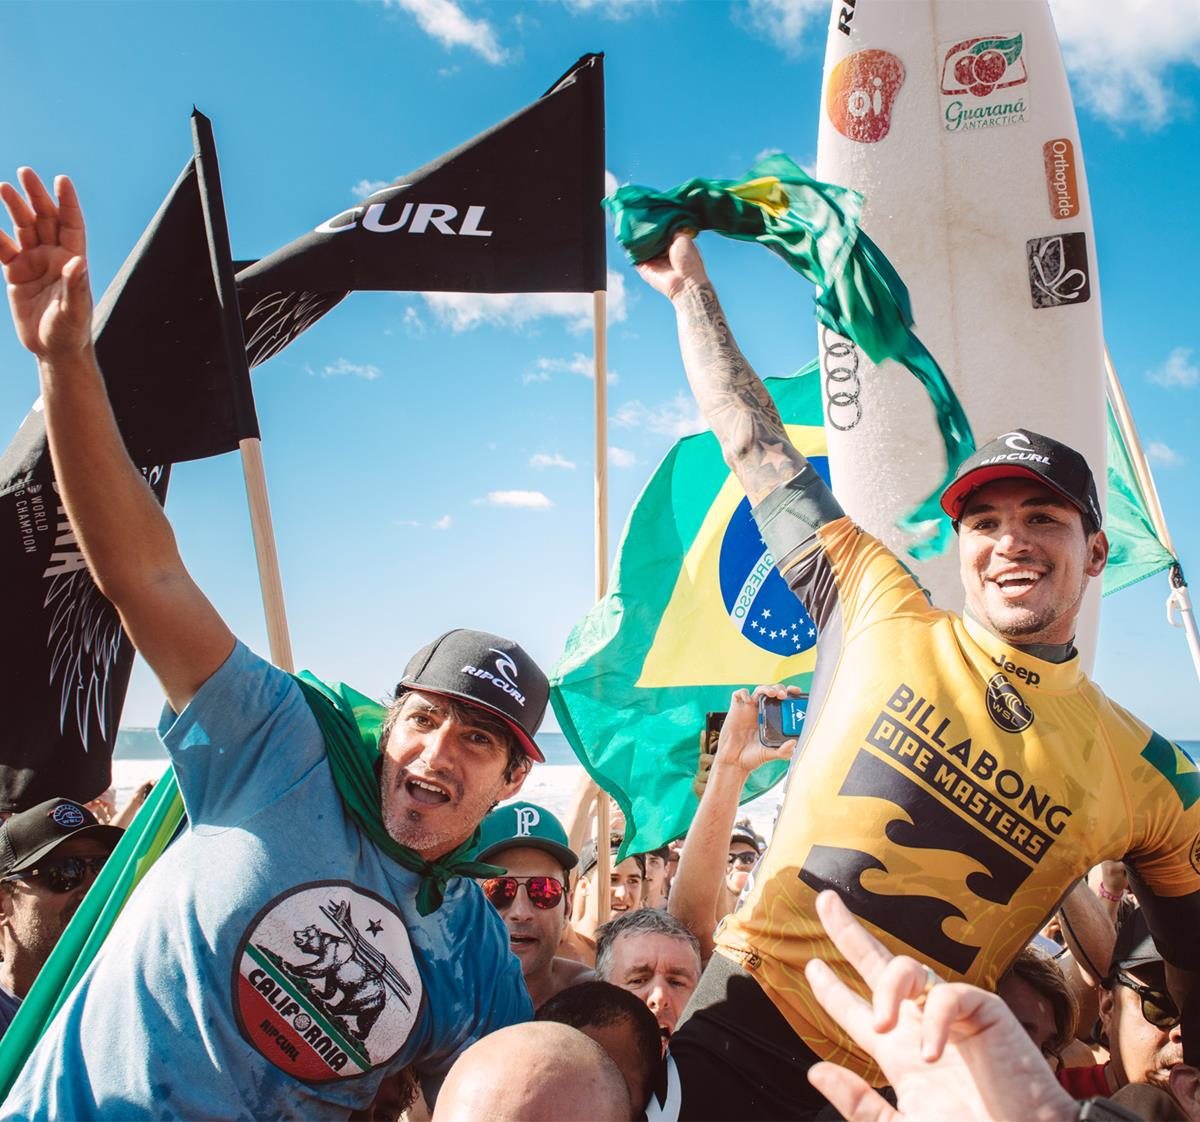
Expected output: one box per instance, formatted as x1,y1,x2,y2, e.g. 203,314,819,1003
239,437,295,673
593,288,611,923
1105,351,1200,688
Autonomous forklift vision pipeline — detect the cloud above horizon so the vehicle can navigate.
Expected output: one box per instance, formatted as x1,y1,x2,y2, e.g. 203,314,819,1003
380,0,506,64
612,392,706,438
1147,346,1198,389
313,357,382,380
477,489,554,509
423,270,627,333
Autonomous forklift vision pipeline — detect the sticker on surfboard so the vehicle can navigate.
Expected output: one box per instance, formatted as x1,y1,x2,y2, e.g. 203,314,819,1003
826,49,906,143
233,881,421,1083
940,33,1029,133
1026,232,1091,309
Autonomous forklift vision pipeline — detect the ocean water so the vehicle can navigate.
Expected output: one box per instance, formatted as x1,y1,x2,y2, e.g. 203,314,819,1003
112,729,1199,844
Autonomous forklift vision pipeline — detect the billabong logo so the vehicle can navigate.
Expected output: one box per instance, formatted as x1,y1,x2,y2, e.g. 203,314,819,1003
718,496,819,657
233,882,420,1083
461,650,527,708
50,803,85,828
1043,139,1080,219
1027,233,1091,309
986,673,1034,733
827,49,906,143
514,806,541,837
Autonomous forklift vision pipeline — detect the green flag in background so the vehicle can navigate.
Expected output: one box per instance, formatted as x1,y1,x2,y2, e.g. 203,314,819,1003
606,152,975,559
1103,399,1176,596
550,368,827,858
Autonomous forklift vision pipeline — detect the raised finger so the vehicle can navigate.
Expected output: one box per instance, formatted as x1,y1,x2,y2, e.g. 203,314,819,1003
871,955,937,1033
807,1063,900,1122
0,180,40,250
18,167,60,248
0,224,18,266
920,981,994,1062
54,175,86,258
750,683,790,700
804,957,878,1051
814,890,897,989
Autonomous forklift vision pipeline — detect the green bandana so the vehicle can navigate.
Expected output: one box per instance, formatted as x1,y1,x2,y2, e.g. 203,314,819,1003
292,673,503,916
606,152,976,558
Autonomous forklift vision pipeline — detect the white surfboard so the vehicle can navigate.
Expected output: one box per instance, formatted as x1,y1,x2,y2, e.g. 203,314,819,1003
815,0,1106,659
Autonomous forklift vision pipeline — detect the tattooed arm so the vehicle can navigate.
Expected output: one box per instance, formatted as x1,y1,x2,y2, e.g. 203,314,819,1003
637,232,809,505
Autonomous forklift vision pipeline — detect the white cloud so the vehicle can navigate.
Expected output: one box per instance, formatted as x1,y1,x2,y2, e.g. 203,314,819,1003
316,358,381,380
530,452,577,470
477,490,554,509
561,0,658,19
608,446,637,468
396,519,423,527
612,392,706,438
1147,346,1198,389
1049,0,1200,129
1146,440,1184,467
434,514,453,530
738,0,827,57
524,352,617,383
381,0,506,64
352,178,392,200
397,513,455,529
423,269,627,333
402,306,426,337
604,169,619,198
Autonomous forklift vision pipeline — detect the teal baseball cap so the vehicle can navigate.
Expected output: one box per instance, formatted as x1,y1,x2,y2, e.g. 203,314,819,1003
474,801,577,870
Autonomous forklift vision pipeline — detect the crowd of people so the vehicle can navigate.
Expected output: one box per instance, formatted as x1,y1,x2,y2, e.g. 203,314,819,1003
1,166,1198,1121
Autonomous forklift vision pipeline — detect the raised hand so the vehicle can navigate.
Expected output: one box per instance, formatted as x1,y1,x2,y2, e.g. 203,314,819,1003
714,684,800,776
0,168,92,360
804,891,1077,1122
634,229,710,301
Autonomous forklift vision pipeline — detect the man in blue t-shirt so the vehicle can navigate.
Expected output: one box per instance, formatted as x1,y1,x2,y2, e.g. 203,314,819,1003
1,174,544,1117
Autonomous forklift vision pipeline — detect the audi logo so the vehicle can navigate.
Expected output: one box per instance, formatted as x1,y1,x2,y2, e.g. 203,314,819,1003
821,328,862,431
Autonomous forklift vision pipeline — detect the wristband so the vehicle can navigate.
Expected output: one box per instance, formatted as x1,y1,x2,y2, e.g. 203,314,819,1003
1096,884,1125,902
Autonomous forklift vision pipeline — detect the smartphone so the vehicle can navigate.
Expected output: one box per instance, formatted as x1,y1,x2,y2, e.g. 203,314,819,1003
703,711,727,755
758,694,808,747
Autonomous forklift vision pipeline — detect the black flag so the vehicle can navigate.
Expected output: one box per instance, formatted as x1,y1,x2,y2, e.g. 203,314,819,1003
0,114,258,810
236,52,605,323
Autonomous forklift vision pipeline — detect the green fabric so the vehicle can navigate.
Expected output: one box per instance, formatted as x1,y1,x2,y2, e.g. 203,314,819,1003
1103,400,1176,596
293,674,502,916
550,368,824,859
606,152,976,558
0,767,185,1101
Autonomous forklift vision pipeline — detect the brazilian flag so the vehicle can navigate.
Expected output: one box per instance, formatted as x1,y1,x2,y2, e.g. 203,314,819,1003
550,367,827,857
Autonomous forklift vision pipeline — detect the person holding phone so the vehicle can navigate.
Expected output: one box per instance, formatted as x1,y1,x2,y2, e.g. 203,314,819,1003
636,231,1200,1121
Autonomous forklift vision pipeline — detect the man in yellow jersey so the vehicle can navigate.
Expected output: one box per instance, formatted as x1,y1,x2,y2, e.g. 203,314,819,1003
637,232,1200,1122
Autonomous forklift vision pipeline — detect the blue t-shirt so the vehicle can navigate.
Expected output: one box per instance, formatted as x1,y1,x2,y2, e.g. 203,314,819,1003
4,643,531,1120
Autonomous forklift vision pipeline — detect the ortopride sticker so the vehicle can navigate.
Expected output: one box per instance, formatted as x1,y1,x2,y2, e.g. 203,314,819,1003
233,882,421,1083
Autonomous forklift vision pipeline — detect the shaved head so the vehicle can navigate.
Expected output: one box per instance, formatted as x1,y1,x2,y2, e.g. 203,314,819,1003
433,1021,632,1122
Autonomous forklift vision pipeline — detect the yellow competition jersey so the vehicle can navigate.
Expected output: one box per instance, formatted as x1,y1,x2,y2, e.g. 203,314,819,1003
715,514,1200,1082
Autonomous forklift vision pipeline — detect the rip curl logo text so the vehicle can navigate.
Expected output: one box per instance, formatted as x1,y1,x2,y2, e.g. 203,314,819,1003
461,650,526,708
315,197,493,238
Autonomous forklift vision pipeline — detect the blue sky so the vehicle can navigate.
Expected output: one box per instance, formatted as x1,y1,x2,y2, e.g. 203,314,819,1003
1,0,1198,736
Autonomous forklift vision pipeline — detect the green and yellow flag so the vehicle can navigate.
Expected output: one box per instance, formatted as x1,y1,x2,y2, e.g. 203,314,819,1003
550,368,826,857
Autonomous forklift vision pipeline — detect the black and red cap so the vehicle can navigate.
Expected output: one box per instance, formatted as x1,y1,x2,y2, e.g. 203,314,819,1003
397,630,548,762
940,429,1102,533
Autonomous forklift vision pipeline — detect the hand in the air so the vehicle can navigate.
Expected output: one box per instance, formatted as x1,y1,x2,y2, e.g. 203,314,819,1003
634,229,710,301
715,684,800,776
0,168,93,361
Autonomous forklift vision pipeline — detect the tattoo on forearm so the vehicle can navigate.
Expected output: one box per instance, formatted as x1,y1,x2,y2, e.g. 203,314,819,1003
676,283,807,502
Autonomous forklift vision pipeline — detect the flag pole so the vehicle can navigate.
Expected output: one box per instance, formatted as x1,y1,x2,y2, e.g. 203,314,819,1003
1104,351,1200,688
594,288,611,921
239,438,295,672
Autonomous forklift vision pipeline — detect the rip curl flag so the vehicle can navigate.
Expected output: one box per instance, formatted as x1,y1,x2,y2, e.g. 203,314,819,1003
606,151,974,560
550,367,827,858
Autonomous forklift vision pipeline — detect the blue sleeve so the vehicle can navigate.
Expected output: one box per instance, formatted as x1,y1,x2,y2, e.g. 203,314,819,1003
157,641,327,828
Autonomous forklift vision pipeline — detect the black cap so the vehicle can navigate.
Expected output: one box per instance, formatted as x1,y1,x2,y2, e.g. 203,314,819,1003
1108,907,1162,975
398,629,548,762
940,429,1102,533
0,798,123,877
730,821,765,853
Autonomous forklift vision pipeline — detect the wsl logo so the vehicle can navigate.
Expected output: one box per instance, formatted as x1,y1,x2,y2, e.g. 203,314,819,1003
718,467,827,656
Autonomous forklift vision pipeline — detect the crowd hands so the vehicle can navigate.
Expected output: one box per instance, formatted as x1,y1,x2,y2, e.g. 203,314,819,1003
3,170,1199,1122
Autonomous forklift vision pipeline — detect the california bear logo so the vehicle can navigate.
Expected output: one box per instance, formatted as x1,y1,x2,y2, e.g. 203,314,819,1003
233,882,421,1083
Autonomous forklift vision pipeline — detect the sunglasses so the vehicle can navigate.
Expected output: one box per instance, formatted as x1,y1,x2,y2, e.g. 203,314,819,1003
1110,973,1180,1030
6,854,108,894
728,851,758,868
481,875,565,911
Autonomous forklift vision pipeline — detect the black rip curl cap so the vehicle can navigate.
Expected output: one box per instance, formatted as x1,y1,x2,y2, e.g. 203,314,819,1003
1109,907,1163,975
940,429,1102,533
0,798,123,877
397,630,548,762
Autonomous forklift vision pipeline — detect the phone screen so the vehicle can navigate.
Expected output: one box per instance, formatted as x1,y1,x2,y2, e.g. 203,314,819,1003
758,695,808,746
